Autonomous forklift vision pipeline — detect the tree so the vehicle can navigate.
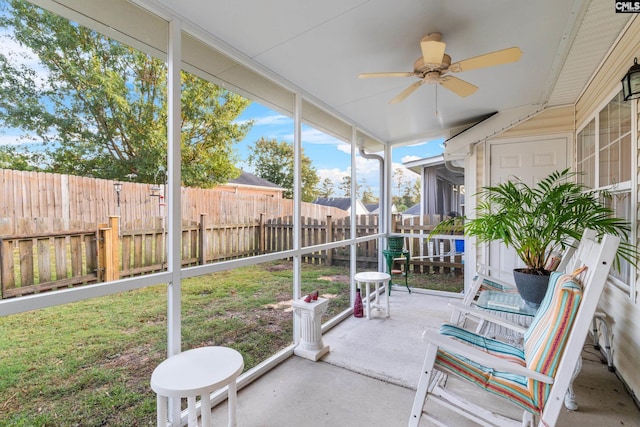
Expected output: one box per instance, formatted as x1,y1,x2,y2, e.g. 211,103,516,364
0,0,252,187
392,167,420,211
0,145,39,170
339,175,362,199
247,137,320,202
318,178,335,198
361,186,378,204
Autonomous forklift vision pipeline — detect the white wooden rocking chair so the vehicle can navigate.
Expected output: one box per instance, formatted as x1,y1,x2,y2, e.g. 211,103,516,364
408,231,619,427
446,229,615,411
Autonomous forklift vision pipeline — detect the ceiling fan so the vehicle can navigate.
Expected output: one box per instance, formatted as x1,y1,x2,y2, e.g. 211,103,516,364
358,33,522,104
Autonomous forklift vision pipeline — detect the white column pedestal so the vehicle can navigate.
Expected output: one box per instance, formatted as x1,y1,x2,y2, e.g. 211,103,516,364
292,297,330,361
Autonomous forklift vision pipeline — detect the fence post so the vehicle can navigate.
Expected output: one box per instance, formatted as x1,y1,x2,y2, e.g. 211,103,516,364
392,213,401,233
199,213,207,265
108,216,120,280
259,213,266,254
0,238,15,298
325,215,333,266
98,225,113,282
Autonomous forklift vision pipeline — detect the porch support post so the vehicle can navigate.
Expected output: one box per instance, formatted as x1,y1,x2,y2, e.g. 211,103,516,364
166,18,183,425
383,140,392,265
350,126,358,309
463,152,476,294
292,92,302,345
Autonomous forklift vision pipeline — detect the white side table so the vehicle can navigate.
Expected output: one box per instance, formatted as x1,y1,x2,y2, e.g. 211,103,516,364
151,346,244,427
354,271,391,319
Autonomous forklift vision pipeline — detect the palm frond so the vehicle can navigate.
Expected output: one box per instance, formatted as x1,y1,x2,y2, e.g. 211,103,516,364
430,168,638,271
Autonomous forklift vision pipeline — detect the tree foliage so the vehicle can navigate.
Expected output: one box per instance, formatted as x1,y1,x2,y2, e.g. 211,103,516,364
361,186,378,204
0,0,252,187
318,178,335,198
392,167,420,211
339,175,362,199
247,137,320,202
0,145,38,170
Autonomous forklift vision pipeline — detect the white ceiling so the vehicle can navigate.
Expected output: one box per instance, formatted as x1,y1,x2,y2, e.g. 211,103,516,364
150,0,630,148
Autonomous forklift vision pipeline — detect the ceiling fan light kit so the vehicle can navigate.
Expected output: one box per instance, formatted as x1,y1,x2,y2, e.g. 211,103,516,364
358,32,522,104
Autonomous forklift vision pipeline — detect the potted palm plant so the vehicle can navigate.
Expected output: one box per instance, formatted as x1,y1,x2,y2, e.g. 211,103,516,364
433,168,635,307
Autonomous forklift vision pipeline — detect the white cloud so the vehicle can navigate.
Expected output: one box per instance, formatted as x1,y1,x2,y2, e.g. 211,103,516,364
251,114,292,127
280,127,347,146
318,167,349,183
0,134,25,146
0,33,49,87
356,155,380,175
236,113,291,127
336,144,352,154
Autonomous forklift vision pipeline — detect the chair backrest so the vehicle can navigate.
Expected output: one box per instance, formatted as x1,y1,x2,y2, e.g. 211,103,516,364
554,228,597,274
522,231,619,421
523,271,583,410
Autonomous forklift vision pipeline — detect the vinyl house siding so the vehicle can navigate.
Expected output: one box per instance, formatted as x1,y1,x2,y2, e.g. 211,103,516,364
498,106,575,139
574,17,640,401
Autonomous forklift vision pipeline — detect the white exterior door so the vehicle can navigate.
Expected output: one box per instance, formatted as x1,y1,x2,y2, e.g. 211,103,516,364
487,136,569,282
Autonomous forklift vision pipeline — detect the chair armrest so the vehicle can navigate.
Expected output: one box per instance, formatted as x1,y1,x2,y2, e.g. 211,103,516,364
474,270,516,291
421,329,552,383
448,302,528,335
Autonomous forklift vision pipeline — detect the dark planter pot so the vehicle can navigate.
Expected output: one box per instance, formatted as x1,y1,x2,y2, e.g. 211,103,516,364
513,269,551,308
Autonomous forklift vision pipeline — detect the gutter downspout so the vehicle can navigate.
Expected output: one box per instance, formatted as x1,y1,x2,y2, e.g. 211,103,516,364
359,147,385,232
444,159,464,174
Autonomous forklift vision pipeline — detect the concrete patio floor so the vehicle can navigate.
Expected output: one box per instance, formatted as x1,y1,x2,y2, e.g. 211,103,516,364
212,289,640,426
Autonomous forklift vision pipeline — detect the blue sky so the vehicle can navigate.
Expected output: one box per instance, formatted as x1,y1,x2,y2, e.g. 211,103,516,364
234,102,446,197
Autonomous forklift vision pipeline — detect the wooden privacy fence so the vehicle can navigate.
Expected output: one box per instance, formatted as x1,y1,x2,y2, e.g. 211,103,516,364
392,214,464,275
0,213,461,299
264,214,380,267
0,214,378,299
0,228,99,299
0,168,346,235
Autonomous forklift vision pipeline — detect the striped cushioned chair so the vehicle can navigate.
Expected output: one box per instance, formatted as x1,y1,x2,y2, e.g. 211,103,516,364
436,272,582,415
409,232,619,427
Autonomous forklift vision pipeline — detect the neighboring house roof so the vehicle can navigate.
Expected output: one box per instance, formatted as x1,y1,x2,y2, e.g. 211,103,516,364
364,203,378,213
227,171,283,189
313,197,369,215
313,197,352,210
365,203,397,214
403,204,421,216
403,154,464,185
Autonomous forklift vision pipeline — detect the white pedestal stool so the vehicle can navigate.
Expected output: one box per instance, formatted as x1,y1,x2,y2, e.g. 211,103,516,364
151,346,244,427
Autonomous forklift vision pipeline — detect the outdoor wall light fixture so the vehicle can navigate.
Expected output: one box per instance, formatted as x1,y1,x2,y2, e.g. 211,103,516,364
150,186,161,198
113,182,123,207
621,57,640,101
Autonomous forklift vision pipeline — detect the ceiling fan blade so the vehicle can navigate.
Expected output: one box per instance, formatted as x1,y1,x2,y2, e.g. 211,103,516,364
358,72,415,78
421,33,446,66
449,47,522,72
389,80,424,104
439,76,478,97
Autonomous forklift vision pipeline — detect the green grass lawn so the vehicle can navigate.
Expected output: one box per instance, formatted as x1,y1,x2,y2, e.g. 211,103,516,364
0,261,461,426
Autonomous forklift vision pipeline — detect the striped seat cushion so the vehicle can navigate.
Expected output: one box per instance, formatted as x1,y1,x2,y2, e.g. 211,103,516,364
434,271,583,415
524,271,583,411
435,324,536,412
439,324,525,365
